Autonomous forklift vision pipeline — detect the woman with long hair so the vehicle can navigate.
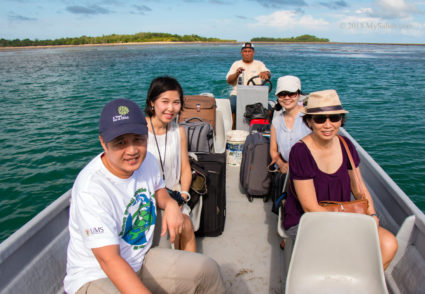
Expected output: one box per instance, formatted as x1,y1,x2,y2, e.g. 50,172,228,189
145,76,196,252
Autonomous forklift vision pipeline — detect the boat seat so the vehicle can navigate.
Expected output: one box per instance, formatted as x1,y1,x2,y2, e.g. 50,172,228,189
286,212,388,294
215,98,232,133
213,98,232,153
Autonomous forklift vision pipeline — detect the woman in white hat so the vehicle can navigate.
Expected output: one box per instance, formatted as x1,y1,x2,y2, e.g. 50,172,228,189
270,75,311,174
283,89,398,269
270,75,311,250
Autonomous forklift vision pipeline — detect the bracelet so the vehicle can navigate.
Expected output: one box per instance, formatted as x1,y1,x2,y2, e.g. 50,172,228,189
369,213,378,217
180,191,191,202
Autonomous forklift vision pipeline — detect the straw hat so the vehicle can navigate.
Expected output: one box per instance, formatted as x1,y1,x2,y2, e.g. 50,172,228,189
301,89,349,115
275,75,301,95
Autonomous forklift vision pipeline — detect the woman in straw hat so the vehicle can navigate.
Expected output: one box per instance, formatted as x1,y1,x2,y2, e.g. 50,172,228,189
282,89,397,269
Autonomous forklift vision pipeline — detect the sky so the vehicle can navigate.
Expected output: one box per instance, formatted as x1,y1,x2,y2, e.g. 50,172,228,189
1,0,424,43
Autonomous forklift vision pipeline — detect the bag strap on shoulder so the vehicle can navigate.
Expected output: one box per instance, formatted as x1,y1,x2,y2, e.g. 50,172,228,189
337,135,365,199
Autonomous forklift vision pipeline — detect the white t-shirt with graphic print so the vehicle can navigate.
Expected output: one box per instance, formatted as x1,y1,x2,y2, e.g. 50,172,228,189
64,152,164,294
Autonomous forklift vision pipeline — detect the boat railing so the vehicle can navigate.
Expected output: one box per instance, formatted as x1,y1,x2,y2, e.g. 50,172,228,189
0,189,71,294
339,128,425,293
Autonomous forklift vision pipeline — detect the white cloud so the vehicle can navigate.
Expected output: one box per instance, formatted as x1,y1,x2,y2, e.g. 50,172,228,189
356,8,373,14
254,10,328,30
366,0,417,19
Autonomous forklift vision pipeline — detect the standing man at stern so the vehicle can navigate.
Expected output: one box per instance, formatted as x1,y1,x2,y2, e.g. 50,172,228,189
226,42,271,127
64,98,224,294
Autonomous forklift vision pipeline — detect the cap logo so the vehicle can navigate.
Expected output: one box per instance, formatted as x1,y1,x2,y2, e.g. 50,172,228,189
113,105,130,122
118,106,129,115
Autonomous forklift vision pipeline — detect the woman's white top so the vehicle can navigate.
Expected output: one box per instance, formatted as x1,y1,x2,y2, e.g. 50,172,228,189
272,110,311,162
147,120,181,190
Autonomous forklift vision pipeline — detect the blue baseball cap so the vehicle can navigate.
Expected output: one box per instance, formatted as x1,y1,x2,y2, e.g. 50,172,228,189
99,98,148,143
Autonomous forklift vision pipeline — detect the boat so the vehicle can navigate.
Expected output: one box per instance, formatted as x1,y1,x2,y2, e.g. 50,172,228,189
1,91,424,294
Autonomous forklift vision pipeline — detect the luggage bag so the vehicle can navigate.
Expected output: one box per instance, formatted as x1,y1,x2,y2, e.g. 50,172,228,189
270,171,287,214
239,133,272,202
179,95,216,130
179,117,214,153
194,152,226,237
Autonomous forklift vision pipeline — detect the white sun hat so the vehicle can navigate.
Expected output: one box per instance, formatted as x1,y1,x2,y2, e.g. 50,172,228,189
275,75,301,95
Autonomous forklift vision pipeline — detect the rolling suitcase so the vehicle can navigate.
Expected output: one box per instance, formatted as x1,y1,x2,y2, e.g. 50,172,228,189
194,152,226,237
239,132,272,202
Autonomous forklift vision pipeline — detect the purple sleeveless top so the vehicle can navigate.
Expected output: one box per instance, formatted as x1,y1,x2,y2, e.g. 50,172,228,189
283,136,360,230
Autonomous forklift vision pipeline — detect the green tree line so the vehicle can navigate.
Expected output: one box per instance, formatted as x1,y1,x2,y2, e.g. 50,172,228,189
0,32,235,47
251,34,329,42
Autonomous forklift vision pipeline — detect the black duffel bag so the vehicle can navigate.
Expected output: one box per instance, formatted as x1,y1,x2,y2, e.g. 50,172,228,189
244,102,269,122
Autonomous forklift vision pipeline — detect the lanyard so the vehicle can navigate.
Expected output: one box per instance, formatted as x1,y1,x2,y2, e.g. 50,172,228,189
150,118,167,180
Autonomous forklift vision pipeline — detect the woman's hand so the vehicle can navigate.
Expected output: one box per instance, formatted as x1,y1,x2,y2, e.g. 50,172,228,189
278,161,289,174
371,214,380,227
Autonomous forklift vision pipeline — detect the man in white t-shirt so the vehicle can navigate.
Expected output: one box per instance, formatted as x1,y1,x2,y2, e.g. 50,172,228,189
64,98,224,294
226,42,271,116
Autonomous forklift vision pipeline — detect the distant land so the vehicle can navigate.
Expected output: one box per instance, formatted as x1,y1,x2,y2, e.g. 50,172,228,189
252,34,329,42
0,32,330,47
0,32,234,47
2,32,423,48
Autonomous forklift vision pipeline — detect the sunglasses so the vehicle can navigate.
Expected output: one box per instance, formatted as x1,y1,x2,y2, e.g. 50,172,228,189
312,114,343,124
277,92,298,99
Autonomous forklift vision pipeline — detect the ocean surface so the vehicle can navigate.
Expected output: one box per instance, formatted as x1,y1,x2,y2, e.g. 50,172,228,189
1,43,424,243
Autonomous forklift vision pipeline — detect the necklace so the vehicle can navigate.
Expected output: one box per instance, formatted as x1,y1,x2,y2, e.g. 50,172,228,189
150,118,168,180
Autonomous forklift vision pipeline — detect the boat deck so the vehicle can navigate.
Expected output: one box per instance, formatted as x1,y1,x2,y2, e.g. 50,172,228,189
196,165,284,294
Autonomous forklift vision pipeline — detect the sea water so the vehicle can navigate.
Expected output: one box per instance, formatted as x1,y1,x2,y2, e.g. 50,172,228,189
0,43,424,242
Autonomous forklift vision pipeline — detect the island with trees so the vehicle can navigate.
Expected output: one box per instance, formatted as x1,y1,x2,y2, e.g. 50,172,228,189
0,32,235,47
251,34,329,42
0,32,330,47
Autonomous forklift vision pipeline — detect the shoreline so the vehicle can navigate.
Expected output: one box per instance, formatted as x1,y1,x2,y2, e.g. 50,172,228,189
1,40,424,51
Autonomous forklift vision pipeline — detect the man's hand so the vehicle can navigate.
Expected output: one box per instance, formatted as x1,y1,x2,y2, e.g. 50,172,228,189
161,198,184,243
259,71,271,80
236,67,245,75
227,67,245,85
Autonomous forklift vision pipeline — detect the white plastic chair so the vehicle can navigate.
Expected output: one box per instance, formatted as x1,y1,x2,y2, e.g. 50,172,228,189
286,212,388,294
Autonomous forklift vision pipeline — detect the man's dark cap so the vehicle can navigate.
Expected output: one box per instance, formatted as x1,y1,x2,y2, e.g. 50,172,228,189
99,98,148,143
241,42,255,50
